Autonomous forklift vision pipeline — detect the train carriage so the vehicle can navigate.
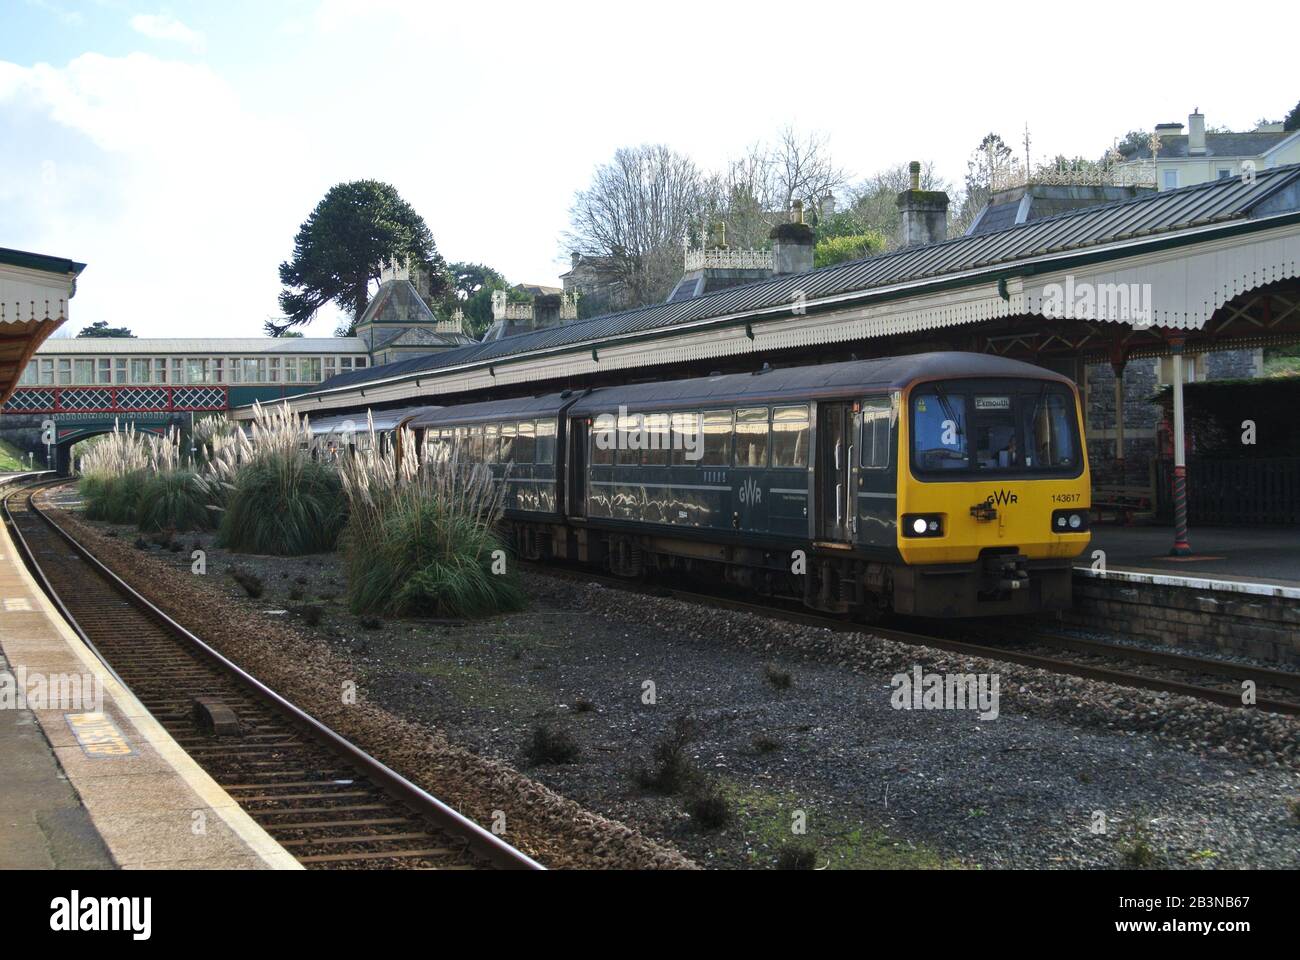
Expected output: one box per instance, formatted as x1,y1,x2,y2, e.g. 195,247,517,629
562,352,1090,617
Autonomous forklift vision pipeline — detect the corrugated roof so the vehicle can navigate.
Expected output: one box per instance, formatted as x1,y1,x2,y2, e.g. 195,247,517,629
309,163,1300,396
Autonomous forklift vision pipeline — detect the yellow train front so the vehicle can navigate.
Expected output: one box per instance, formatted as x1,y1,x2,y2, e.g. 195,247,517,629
880,357,1091,617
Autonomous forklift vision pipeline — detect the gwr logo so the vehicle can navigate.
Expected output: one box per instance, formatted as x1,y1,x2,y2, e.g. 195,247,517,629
986,489,1019,506
738,476,762,505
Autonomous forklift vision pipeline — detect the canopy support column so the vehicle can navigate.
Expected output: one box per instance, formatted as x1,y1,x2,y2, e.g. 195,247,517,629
1168,336,1192,556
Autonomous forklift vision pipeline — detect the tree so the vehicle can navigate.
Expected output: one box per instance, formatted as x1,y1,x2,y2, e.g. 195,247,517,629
565,145,709,308
1285,100,1300,132
1114,129,1152,157
270,180,446,336
842,161,951,248
439,262,511,336
77,320,134,338
705,126,849,249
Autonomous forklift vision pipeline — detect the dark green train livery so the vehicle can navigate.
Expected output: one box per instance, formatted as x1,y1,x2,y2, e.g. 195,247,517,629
405,353,1092,618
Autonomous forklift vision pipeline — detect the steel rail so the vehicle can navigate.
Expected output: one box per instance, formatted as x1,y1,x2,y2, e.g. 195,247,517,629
5,480,544,871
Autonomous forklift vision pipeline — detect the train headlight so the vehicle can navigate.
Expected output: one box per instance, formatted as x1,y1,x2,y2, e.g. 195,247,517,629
902,514,944,538
1050,509,1089,534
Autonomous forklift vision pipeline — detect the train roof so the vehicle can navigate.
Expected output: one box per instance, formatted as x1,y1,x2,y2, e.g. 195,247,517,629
407,392,579,428
306,404,440,435
567,352,1074,416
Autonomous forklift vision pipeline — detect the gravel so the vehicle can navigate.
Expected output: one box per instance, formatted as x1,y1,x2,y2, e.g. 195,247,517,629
52,493,1300,870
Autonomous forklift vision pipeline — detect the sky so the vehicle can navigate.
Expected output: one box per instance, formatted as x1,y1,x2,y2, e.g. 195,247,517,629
1,0,1296,339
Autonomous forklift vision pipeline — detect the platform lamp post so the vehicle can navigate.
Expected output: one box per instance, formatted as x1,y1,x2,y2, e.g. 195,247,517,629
1168,335,1192,556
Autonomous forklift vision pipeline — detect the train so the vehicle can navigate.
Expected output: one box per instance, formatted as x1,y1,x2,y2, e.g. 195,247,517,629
307,352,1092,618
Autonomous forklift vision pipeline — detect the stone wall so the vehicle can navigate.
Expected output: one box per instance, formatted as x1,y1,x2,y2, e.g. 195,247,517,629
1063,574,1300,667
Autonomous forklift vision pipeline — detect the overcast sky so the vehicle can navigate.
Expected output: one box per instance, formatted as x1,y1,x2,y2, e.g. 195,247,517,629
2,0,1295,338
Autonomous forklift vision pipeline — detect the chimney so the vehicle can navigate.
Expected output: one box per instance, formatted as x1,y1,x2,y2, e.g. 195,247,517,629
820,192,836,219
1188,108,1206,155
570,251,580,269
769,200,815,276
895,160,949,248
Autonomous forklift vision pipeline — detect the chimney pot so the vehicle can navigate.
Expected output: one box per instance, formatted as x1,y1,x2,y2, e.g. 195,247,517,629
909,160,921,191
792,199,804,224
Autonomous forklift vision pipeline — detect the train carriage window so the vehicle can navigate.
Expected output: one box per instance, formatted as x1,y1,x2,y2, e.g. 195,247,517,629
770,405,809,468
700,410,732,466
515,421,536,463
1022,389,1076,469
912,391,967,470
499,422,516,463
643,413,670,466
535,419,556,464
484,424,500,464
860,397,892,469
591,418,615,465
615,413,639,466
670,412,700,466
734,407,769,467
468,426,485,463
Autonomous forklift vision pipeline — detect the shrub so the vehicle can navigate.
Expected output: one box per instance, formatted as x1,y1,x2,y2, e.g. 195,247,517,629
523,724,580,765
230,568,264,598
776,841,818,870
685,782,732,830
82,473,146,525
338,425,525,618
634,714,700,795
136,471,210,533
219,457,344,555
764,663,792,691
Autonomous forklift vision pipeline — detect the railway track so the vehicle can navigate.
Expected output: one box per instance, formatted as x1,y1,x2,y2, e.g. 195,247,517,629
523,561,1300,717
3,480,543,871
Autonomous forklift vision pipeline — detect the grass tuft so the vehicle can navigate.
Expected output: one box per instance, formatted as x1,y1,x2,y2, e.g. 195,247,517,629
230,568,265,599
776,841,818,870
685,781,732,830
136,471,210,533
634,714,701,795
763,663,792,691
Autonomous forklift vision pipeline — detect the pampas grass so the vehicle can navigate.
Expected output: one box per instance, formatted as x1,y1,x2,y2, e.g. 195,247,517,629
211,403,344,555
337,420,525,618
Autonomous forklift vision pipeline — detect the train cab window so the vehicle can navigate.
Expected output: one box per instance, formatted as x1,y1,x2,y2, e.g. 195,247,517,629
770,405,809,468
670,412,700,466
536,419,557,464
499,422,516,463
734,407,769,468
1023,390,1076,469
972,396,1018,469
515,421,536,463
860,397,892,469
484,424,500,464
642,413,670,466
700,410,732,466
912,392,967,470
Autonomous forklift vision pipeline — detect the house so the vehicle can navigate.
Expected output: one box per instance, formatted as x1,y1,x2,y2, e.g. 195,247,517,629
1117,109,1300,190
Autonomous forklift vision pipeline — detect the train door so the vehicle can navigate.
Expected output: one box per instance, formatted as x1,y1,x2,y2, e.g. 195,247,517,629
816,402,854,542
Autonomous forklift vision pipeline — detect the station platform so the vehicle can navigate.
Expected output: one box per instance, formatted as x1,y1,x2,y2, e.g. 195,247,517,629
0,481,299,870
1083,524,1300,594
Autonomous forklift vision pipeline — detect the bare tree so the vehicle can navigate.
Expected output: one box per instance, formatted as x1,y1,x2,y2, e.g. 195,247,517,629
844,161,952,249
565,145,708,307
